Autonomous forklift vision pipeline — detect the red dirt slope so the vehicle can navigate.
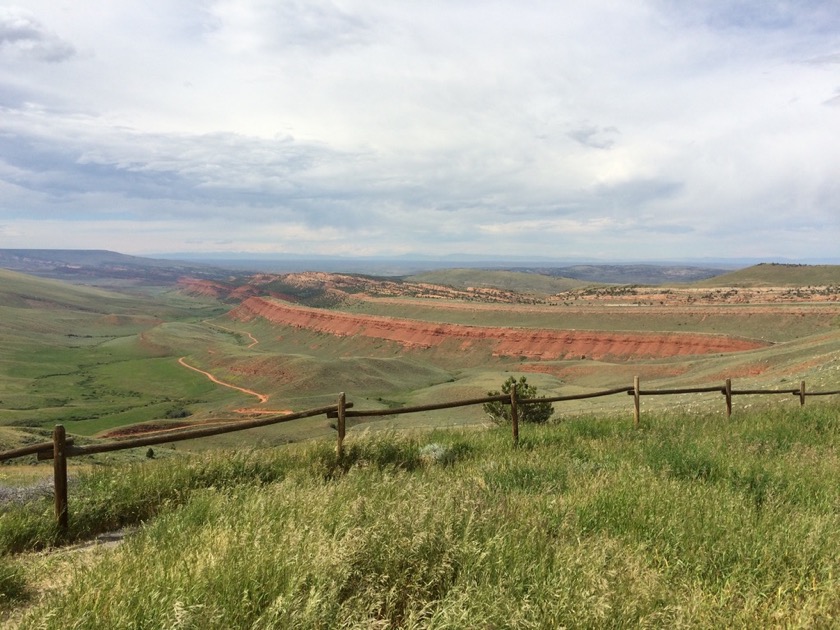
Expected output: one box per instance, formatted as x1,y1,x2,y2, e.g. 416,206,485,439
229,297,769,361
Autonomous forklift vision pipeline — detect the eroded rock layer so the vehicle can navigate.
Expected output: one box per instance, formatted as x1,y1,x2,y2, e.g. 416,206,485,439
229,297,769,361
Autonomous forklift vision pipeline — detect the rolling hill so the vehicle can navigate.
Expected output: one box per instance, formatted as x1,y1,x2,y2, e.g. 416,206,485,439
694,263,840,288
0,269,228,443
0,249,233,286
405,268,590,293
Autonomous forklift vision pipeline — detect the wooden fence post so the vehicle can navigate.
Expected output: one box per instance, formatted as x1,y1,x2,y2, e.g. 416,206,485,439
800,381,806,407
633,376,640,428
725,378,732,419
337,392,346,457
510,383,519,446
53,425,69,535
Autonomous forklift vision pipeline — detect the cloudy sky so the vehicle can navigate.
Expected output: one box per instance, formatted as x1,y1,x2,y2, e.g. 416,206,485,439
1,1,839,261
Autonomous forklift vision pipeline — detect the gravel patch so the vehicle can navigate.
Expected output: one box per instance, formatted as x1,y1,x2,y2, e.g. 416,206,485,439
0,479,54,509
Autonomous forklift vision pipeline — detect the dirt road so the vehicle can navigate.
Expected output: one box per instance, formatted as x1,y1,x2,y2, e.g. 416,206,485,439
178,357,269,404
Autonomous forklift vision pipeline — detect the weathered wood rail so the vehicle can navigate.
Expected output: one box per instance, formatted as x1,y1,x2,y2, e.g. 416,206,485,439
0,377,838,534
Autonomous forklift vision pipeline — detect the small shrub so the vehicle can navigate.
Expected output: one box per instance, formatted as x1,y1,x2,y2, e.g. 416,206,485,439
164,407,192,419
419,443,448,464
483,376,553,424
418,441,470,467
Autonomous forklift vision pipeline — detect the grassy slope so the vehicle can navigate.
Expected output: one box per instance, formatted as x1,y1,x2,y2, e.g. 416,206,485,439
0,268,142,310
4,403,840,627
0,270,231,441
406,268,590,293
694,263,840,287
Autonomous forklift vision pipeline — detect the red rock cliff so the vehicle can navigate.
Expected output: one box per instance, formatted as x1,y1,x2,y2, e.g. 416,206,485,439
229,297,768,361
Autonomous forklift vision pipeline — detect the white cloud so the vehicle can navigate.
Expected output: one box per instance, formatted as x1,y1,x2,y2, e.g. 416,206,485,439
0,7,76,62
0,1,838,260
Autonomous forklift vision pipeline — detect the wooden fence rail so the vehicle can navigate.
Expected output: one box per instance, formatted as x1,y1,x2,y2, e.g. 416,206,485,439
0,438,74,461
539,386,635,403
634,386,725,395
333,394,510,418
37,403,347,461
0,376,837,535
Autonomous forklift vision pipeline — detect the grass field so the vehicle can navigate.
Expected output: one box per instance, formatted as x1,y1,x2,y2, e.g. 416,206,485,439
2,265,840,447
2,402,840,627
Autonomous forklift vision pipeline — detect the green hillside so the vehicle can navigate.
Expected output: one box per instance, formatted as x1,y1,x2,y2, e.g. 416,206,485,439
0,248,151,267
4,405,840,627
406,268,589,293
0,270,228,438
694,263,840,287
0,268,143,311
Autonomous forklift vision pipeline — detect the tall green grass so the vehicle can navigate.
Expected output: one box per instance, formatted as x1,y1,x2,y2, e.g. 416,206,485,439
5,403,840,627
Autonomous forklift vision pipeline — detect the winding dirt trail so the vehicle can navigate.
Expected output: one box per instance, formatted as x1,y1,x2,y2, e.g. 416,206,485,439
178,357,269,404
178,324,292,415
103,358,290,439
244,332,258,348
206,320,260,349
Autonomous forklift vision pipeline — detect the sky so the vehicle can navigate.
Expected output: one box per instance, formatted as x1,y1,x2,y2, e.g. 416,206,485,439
0,1,839,262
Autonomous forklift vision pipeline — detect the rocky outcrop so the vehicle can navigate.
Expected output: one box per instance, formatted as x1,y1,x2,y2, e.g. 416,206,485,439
229,297,769,361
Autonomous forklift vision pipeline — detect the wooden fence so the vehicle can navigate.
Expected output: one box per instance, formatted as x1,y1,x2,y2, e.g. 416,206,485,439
1,377,838,534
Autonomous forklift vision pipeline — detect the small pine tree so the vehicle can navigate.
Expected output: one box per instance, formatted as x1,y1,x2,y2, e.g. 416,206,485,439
483,375,553,424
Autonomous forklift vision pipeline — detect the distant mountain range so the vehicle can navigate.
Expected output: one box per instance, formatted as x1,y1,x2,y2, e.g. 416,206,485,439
160,251,840,266
0,249,227,285
1,248,837,287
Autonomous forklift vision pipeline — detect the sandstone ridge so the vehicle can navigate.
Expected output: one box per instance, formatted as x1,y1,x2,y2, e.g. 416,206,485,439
230,297,769,361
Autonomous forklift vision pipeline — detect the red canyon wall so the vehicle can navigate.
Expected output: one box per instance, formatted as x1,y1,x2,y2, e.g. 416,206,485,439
229,297,769,361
